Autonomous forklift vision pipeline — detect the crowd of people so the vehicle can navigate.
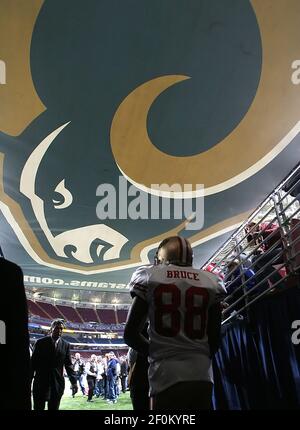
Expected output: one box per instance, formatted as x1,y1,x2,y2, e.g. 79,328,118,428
205,178,300,301
28,319,130,410
208,220,289,316
71,352,129,404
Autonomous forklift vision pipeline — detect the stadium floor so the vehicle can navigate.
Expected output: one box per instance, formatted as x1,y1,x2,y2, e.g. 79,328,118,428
60,384,133,410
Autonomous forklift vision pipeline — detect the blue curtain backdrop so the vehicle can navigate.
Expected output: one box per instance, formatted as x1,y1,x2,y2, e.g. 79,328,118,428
212,285,300,409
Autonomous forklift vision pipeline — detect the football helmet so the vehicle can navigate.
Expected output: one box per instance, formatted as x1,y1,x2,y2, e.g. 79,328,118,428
154,236,193,266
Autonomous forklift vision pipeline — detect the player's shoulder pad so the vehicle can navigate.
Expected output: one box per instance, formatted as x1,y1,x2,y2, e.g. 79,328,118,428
200,270,227,294
128,264,153,288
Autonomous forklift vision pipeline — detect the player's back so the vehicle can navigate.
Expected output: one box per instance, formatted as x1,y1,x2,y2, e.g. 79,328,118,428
130,263,225,395
145,264,223,360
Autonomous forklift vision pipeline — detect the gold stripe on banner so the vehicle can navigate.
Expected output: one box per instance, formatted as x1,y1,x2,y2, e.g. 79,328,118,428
111,0,300,195
0,0,45,136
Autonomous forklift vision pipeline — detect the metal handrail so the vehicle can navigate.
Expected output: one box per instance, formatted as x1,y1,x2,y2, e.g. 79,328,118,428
224,248,285,305
222,272,290,325
202,203,275,270
212,202,300,277
206,203,277,272
274,163,300,195
217,224,284,290
224,212,300,296
208,193,300,282
202,163,300,270
222,221,299,318
278,193,299,215
223,262,286,315
200,163,300,324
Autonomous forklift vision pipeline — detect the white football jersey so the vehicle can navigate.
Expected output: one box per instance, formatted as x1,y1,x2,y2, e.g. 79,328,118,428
129,263,226,395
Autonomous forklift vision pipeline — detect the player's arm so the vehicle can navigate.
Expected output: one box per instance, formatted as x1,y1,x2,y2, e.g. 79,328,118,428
124,296,149,356
207,302,222,357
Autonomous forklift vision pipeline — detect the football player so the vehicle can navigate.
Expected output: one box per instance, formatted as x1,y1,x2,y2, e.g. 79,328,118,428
124,236,226,410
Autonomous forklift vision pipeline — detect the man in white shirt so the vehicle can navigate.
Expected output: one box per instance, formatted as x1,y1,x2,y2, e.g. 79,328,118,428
72,352,86,396
124,236,226,410
85,354,98,402
95,356,105,398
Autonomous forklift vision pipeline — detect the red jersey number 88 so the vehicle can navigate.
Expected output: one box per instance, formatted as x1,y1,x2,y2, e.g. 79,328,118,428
153,283,209,339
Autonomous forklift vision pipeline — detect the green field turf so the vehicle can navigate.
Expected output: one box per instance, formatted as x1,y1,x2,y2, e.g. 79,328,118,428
60,391,133,410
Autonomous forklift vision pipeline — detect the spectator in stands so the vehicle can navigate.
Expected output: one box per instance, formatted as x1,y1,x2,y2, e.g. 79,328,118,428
72,352,86,396
31,319,78,410
250,222,285,292
245,222,261,248
124,236,225,410
1,258,31,410
85,354,98,402
225,259,256,312
106,351,118,404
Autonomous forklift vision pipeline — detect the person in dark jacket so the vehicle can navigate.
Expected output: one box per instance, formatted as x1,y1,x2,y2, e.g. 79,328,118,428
106,351,118,404
120,356,128,393
127,348,150,410
225,259,256,311
0,258,31,410
127,323,150,410
31,319,77,410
